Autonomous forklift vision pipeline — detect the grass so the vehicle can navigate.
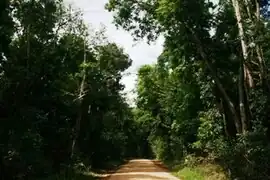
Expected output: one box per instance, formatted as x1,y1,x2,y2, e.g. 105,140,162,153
174,167,204,180
167,161,228,180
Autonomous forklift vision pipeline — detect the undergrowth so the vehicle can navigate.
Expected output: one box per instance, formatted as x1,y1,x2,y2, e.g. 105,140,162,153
165,156,228,180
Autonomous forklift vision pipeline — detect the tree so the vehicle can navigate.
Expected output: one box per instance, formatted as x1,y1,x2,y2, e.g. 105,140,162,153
0,1,135,178
107,0,270,178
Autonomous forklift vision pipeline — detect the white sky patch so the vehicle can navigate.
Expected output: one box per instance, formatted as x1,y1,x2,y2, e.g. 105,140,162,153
64,0,219,106
64,0,164,105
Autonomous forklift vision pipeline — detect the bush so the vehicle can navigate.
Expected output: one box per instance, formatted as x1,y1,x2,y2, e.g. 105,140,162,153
216,132,270,180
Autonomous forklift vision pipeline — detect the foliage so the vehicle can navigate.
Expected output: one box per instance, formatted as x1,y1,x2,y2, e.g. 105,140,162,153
0,0,137,179
106,0,270,179
175,167,205,180
174,164,227,180
167,156,227,180
3,0,270,179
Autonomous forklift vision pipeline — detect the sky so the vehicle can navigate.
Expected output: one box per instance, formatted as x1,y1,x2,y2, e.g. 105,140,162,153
64,0,164,104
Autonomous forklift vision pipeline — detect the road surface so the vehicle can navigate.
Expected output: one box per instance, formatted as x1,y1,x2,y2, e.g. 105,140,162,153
104,159,179,180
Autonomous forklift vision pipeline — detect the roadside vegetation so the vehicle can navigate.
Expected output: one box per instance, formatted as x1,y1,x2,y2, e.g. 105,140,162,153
1,0,270,180
107,0,270,179
167,156,227,180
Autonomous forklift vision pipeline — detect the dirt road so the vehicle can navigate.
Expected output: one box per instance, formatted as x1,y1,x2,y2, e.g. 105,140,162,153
104,159,179,180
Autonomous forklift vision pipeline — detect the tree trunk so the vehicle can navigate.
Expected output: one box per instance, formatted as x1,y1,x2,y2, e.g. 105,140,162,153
239,58,248,134
71,101,83,158
232,0,250,133
254,1,270,91
217,92,237,137
183,22,242,133
195,37,242,133
244,0,267,87
255,0,260,19
232,0,254,88
71,37,87,158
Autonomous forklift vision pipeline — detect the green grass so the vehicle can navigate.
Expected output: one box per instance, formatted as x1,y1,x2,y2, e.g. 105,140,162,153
167,162,227,180
174,167,204,180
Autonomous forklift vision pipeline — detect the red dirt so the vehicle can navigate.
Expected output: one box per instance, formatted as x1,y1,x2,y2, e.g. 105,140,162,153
103,159,179,180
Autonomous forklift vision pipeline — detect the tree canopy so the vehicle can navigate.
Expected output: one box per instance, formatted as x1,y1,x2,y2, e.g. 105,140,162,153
106,0,270,179
0,1,141,179
2,0,270,179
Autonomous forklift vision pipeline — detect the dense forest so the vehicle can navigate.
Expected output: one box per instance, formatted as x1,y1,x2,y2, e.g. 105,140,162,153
0,0,143,179
107,0,270,179
1,0,270,179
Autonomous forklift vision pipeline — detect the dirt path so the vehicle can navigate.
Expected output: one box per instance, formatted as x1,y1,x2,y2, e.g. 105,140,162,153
103,159,179,180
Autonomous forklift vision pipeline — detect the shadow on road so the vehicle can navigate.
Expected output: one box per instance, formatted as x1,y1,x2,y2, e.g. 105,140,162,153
102,159,179,180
